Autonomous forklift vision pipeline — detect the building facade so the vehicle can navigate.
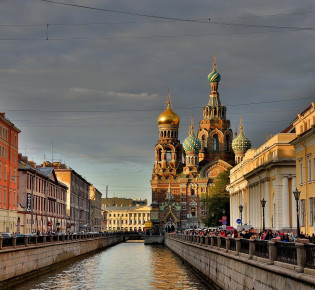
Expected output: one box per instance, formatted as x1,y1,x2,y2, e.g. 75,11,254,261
228,133,297,232
41,162,90,233
151,55,234,230
0,112,20,233
89,185,102,232
17,156,68,234
290,102,315,235
102,205,151,231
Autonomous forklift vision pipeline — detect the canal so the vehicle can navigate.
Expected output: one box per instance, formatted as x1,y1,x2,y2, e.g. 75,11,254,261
13,243,209,289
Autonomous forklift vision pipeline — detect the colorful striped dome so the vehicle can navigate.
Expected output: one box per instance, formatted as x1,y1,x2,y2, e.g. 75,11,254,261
232,132,251,154
183,132,201,152
208,70,221,83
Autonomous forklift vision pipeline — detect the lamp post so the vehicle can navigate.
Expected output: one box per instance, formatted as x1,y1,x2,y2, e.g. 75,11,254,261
261,198,266,232
239,205,243,225
293,188,301,237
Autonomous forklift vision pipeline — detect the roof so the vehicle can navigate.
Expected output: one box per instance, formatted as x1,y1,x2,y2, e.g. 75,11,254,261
37,167,54,177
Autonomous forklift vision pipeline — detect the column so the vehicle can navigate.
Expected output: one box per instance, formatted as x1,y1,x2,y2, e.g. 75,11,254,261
241,190,245,224
247,187,250,225
282,176,290,228
291,177,297,228
265,180,271,229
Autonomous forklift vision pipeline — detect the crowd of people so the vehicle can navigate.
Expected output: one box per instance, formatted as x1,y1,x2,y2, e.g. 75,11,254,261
183,227,315,243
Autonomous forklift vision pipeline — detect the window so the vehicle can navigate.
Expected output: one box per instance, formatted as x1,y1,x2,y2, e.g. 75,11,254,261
308,159,312,182
300,163,303,185
213,134,219,151
4,164,7,181
300,199,306,227
3,187,6,204
309,198,314,226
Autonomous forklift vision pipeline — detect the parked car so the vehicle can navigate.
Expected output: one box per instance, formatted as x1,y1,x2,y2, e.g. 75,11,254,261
0,232,11,238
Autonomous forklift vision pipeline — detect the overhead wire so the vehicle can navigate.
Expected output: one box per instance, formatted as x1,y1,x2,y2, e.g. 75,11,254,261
1,96,313,113
37,0,315,31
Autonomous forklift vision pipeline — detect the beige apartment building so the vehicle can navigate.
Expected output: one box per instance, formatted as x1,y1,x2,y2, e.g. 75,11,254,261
102,205,151,231
228,133,296,232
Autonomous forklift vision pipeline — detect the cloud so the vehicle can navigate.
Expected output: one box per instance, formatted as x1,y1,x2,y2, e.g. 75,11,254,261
107,91,159,99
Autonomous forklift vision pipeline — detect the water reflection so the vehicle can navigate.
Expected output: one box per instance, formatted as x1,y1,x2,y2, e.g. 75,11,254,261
15,243,208,290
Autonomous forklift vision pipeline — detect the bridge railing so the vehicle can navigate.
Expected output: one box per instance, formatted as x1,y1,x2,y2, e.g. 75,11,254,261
166,233,315,272
0,232,123,250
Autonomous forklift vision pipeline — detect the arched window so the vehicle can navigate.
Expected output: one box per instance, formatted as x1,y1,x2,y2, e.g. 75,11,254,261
213,134,219,151
191,188,195,196
166,147,172,161
201,135,207,149
191,208,196,216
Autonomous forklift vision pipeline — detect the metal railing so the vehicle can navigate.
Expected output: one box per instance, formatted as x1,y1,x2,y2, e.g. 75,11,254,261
240,239,249,254
255,240,269,259
275,242,297,265
166,233,315,271
0,232,123,250
220,237,226,249
305,243,315,269
229,238,236,251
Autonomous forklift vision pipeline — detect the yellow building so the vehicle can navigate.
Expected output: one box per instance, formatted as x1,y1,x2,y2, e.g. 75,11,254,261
290,102,315,236
102,205,151,231
228,132,296,231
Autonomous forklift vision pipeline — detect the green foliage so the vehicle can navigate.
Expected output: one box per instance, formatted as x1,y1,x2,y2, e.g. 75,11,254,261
201,169,230,227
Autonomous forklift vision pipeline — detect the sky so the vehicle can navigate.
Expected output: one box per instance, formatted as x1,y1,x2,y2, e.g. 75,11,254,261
0,1,314,202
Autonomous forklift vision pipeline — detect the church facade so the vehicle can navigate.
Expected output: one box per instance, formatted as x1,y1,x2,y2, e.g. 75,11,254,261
150,55,235,230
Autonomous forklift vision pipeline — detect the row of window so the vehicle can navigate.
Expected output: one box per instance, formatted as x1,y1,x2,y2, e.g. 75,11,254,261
70,207,89,221
299,157,315,184
0,186,17,208
0,126,18,146
300,198,315,227
108,213,149,218
0,163,17,183
26,174,66,200
32,195,66,216
108,220,146,225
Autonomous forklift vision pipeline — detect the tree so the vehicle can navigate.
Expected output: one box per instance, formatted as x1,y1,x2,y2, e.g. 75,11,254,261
201,169,230,227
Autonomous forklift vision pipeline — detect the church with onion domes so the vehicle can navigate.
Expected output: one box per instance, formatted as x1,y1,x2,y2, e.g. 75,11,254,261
150,54,250,231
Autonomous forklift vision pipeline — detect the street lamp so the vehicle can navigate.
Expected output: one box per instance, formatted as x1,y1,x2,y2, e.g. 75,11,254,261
239,205,243,225
293,188,301,237
260,198,266,232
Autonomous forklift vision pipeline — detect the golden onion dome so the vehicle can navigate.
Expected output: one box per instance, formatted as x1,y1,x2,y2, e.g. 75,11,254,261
157,98,180,126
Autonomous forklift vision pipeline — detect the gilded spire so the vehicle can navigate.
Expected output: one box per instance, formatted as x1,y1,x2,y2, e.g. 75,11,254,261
235,121,238,137
213,52,217,71
188,116,194,136
166,86,171,107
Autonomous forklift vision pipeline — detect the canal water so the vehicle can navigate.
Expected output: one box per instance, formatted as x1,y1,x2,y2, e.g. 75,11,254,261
14,243,210,290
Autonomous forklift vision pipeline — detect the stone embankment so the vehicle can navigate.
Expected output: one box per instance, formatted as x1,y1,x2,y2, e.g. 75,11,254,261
0,233,123,288
165,233,315,290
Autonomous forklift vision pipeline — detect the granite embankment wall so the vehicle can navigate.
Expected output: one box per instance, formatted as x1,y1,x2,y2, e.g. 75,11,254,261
0,234,123,287
165,234,315,290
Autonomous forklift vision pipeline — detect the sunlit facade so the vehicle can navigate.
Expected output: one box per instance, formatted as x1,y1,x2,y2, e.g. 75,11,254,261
290,102,315,235
228,133,296,232
102,205,151,231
